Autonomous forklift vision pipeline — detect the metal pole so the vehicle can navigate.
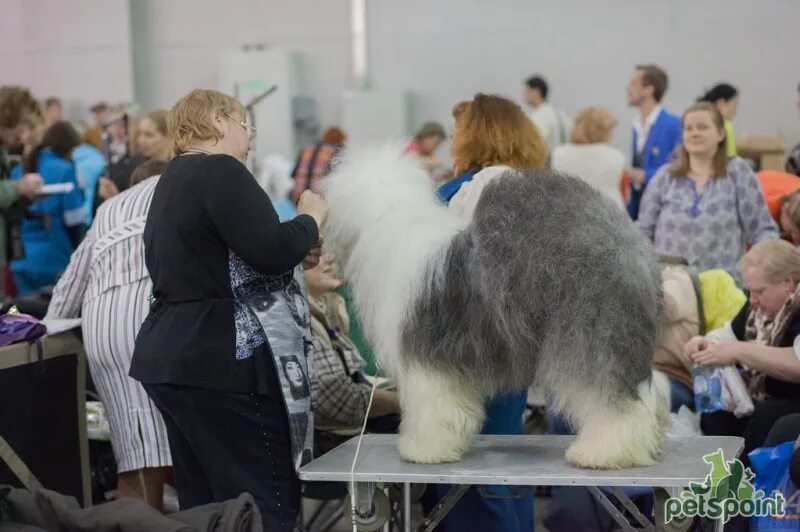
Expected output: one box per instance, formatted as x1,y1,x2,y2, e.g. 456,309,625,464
350,0,368,89
404,483,412,532
382,486,391,532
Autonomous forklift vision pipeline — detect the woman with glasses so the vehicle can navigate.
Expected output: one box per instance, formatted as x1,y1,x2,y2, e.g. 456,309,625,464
129,89,327,529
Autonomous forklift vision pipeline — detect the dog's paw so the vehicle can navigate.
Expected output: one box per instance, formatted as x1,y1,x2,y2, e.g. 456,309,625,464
397,433,465,464
565,438,658,469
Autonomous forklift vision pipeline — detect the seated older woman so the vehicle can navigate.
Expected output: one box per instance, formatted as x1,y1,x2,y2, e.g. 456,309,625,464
306,253,400,436
685,239,800,461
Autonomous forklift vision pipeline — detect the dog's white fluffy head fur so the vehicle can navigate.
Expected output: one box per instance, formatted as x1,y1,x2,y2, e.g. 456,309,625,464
319,145,465,376
319,145,460,262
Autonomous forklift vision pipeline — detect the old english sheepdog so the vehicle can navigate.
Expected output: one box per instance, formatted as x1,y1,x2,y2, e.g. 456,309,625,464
320,147,670,469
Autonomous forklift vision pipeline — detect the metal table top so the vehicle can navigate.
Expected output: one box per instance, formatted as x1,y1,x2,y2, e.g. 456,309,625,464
298,434,744,487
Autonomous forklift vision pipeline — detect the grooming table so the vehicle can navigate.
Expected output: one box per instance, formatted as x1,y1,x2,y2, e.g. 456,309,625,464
299,434,744,532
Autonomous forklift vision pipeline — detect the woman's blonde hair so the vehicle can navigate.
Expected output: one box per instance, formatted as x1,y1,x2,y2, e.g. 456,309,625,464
738,239,800,284
570,107,616,144
451,93,546,173
146,109,169,136
168,89,245,155
671,101,728,179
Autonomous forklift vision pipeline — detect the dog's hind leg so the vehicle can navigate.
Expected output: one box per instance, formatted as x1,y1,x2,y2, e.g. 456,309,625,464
556,372,671,469
396,365,486,464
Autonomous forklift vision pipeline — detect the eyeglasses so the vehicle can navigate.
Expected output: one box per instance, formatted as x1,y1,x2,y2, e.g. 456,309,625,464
225,113,257,140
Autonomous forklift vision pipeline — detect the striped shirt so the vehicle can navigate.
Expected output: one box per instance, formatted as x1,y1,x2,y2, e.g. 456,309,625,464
45,176,171,472
47,177,157,314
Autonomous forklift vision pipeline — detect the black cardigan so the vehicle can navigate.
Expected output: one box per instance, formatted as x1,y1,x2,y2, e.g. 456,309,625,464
731,302,800,399
130,153,318,394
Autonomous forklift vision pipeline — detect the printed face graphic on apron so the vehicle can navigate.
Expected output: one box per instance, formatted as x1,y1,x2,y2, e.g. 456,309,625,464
229,251,316,469
282,356,310,400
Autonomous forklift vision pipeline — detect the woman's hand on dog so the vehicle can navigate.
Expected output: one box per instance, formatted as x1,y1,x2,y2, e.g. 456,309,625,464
298,190,328,230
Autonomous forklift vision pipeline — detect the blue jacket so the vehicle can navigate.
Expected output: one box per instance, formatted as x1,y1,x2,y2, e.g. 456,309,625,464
11,149,85,278
72,143,106,224
437,168,480,203
627,108,682,219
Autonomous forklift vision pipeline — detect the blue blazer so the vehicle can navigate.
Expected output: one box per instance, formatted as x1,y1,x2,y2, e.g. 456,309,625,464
627,108,682,219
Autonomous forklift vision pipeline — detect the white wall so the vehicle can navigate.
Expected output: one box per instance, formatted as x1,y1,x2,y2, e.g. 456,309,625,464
367,0,800,152
128,0,352,129
3,0,800,154
0,0,132,122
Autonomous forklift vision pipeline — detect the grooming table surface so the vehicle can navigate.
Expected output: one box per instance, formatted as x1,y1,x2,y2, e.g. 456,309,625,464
299,434,744,487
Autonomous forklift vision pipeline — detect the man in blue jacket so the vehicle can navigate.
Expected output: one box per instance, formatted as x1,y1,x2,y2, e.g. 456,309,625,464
625,64,682,220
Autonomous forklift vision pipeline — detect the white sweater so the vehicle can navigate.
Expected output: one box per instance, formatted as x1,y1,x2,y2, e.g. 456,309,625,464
551,143,626,208
448,166,511,220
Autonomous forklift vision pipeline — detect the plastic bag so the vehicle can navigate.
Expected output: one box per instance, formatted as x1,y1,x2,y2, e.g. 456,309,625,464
750,441,800,531
0,309,46,347
720,365,755,418
668,405,702,437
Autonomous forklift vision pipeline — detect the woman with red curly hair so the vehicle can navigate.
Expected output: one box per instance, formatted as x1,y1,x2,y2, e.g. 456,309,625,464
432,93,545,532
439,93,546,215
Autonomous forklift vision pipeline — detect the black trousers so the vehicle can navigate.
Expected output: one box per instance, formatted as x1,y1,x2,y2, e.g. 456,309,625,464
144,384,300,532
701,398,800,466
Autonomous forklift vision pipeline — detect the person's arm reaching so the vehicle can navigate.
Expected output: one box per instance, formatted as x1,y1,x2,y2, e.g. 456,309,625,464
204,155,326,275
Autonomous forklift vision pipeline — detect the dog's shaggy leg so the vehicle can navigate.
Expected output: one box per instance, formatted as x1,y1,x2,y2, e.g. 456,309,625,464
562,372,670,469
396,366,485,464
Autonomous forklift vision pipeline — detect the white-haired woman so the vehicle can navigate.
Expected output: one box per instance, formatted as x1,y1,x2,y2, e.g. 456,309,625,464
129,89,326,529
551,107,626,208
685,239,800,462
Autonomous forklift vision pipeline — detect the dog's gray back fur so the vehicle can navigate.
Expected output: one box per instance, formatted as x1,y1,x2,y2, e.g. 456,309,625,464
402,168,663,399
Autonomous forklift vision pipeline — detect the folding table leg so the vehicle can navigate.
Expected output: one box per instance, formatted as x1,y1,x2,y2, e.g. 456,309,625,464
416,484,471,532
608,487,653,529
587,486,646,532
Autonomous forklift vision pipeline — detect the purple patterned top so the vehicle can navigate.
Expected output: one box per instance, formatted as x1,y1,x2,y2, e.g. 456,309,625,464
636,157,779,280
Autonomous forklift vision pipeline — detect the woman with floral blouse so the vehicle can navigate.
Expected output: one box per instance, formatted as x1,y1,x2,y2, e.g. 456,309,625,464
637,101,778,282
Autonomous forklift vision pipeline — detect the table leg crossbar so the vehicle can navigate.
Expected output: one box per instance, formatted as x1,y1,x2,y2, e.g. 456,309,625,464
588,486,654,532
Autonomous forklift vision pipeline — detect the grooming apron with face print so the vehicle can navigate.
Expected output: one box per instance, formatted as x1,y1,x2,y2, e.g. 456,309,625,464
230,252,316,470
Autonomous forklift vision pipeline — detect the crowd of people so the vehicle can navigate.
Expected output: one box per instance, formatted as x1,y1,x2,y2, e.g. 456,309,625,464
1,61,800,531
